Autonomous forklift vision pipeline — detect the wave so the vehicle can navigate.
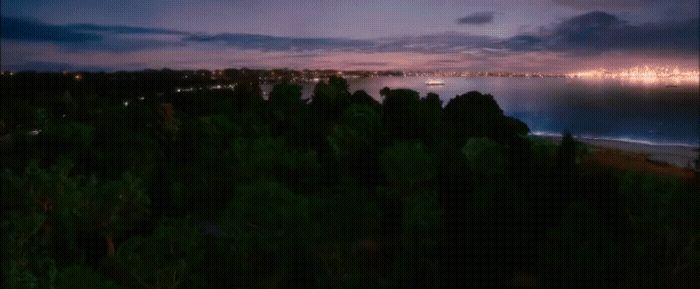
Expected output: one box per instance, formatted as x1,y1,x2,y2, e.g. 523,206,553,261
529,131,699,149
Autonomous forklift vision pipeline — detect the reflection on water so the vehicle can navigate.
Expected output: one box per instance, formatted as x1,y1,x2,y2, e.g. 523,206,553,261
263,77,699,146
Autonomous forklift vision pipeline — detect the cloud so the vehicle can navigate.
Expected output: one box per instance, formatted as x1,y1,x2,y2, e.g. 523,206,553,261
344,61,389,67
184,31,501,54
183,33,374,51
1,17,189,52
2,61,110,72
503,11,699,54
374,32,499,53
551,0,659,9
65,24,188,35
1,17,102,42
1,17,190,41
6,12,695,57
2,13,696,71
457,12,495,25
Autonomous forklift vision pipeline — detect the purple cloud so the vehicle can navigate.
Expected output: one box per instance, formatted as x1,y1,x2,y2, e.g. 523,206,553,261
1,17,102,42
551,0,659,9
457,12,495,25
504,11,699,54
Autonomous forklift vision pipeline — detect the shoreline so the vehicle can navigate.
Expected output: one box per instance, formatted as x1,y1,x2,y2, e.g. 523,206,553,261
534,134,699,171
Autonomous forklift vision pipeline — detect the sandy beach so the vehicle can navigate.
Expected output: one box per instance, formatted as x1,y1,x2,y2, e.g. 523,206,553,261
536,135,698,179
537,135,698,167
578,138,698,168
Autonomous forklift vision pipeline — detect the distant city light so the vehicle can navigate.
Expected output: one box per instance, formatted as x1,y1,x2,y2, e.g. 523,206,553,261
568,66,700,84
74,74,82,80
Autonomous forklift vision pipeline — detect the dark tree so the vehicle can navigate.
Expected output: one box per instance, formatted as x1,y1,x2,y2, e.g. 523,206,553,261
381,88,422,140
267,82,311,145
437,146,475,287
311,75,352,123
444,91,528,144
349,89,380,108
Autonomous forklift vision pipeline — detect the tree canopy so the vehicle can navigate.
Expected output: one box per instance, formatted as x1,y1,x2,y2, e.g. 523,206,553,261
1,72,695,288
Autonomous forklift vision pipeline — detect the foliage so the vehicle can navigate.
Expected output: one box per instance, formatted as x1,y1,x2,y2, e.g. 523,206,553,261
228,136,321,187
219,181,314,254
311,76,351,123
381,141,435,191
80,173,150,249
328,104,384,185
55,265,121,289
462,137,506,178
114,219,203,289
1,73,695,288
539,201,606,287
1,211,56,289
444,91,529,144
381,88,422,140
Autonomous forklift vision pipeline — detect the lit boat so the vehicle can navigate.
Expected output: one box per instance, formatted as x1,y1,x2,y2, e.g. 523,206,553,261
425,79,445,86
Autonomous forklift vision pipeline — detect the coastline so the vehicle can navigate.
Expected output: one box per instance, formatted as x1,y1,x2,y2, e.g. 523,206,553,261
534,134,698,178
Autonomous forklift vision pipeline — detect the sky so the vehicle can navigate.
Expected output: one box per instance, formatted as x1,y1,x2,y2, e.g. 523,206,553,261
1,0,698,72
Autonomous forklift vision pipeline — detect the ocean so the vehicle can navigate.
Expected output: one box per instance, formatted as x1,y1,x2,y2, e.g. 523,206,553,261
265,76,699,147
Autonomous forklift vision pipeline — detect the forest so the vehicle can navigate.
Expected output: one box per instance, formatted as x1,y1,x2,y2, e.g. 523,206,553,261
1,70,697,288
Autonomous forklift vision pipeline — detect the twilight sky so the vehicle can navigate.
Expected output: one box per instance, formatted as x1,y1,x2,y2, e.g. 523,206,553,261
1,0,698,72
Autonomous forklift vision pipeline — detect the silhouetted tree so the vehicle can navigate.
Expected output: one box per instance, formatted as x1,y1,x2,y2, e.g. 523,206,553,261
232,73,264,112
349,89,380,108
2,71,693,288
267,82,311,145
556,132,578,205
444,91,528,144
311,76,351,123
328,104,384,186
437,146,474,287
382,88,422,140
